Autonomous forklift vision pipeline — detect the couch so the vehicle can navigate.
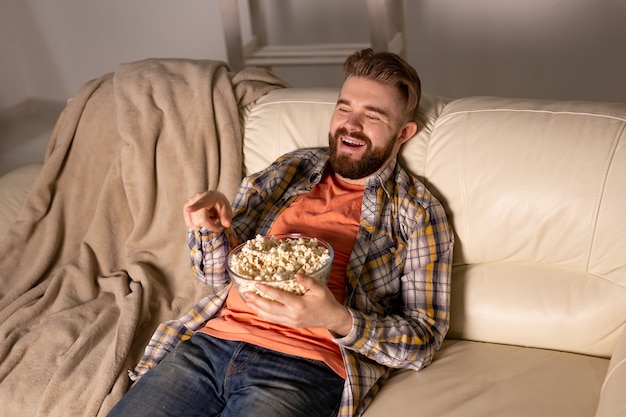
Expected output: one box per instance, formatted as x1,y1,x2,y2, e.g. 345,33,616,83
0,59,624,417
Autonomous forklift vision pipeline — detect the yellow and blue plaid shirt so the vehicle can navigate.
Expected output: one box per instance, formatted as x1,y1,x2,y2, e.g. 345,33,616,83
130,148,453,417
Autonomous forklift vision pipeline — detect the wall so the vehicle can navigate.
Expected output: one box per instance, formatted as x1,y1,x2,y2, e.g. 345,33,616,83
0,0,227,110
265,0,626,102
406,0,626,102
0,0,30,109
2,0,625,113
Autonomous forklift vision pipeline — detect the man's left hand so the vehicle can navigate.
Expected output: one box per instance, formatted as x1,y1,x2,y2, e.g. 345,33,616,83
242,274,353,337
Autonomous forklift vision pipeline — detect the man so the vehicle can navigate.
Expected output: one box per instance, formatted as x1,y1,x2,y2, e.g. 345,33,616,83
109,48,453,417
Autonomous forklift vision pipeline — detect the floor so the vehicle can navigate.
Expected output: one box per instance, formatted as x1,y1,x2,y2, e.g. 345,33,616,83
0,99,66,177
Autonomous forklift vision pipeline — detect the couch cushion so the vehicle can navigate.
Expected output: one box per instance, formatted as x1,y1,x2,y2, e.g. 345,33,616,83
426,97,626,273
243,88,336,176
424,97,626,357
448,264,624,358
0,163,42,239
363,339,609,417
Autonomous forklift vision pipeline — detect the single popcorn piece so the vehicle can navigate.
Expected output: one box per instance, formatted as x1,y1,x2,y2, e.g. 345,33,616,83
228,234,332,296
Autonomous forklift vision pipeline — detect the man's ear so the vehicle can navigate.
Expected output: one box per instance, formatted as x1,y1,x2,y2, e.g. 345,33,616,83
398,121,419,145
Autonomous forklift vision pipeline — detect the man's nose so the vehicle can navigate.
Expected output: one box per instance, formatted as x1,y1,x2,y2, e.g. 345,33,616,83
344,114,364,131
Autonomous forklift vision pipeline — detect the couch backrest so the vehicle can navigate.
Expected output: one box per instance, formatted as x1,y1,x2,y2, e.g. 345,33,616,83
243,88,626,358
426,97,626,358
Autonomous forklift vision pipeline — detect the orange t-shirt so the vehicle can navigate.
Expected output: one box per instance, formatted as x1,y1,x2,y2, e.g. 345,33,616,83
200,171,363,378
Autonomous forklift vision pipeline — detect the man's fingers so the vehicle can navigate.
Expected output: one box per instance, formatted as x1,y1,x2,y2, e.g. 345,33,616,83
182,191,233,231
184,193,212,213
217,202,233,228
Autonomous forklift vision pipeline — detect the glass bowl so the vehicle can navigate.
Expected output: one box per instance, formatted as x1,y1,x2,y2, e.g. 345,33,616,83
226,233,334,298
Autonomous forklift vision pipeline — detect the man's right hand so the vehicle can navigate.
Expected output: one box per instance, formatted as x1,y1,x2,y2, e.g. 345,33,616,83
183,191,233,232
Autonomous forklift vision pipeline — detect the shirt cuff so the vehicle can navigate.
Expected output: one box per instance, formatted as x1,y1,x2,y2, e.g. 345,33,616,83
331,308,369,349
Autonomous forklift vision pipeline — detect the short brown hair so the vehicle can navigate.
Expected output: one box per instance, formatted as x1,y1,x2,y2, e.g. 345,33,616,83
343,48,421,122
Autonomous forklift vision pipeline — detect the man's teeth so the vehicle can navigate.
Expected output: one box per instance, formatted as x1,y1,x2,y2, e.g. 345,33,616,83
342,137,365,146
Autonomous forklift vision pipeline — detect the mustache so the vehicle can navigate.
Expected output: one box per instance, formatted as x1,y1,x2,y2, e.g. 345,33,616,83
333,127,371,145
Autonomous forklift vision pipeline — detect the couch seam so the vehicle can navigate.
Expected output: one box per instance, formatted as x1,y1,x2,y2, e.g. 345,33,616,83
436,108,626,125
600,357,626,393
586,120,625,274
460,112,477,262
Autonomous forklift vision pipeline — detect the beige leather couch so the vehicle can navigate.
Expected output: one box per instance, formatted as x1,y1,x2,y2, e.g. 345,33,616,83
1,88,625,417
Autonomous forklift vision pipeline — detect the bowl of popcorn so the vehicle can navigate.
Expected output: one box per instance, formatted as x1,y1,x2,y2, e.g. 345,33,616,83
226,233,334,298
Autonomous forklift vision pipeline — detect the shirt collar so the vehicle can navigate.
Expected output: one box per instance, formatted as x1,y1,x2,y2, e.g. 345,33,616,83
365,157,397,199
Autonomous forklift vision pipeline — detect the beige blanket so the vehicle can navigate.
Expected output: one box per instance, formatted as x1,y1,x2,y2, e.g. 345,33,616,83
0,59,287,416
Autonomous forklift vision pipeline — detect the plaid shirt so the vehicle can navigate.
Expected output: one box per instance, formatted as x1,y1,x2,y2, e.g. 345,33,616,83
130,148,453,417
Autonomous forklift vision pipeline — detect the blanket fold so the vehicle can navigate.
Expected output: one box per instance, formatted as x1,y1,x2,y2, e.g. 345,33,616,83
0,58,287,417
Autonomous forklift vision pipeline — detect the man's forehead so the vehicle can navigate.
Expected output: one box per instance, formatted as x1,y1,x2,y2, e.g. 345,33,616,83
338,77,403,117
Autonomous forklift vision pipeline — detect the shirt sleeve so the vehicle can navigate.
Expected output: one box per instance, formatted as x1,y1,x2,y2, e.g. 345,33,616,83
335,199,454,372
188,228,236,287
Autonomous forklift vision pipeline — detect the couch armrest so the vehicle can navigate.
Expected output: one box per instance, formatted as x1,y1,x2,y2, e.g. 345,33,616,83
594,325,626,417
0,163,42,238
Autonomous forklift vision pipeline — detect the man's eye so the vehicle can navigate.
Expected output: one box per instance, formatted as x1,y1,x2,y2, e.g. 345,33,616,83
366,115,380,121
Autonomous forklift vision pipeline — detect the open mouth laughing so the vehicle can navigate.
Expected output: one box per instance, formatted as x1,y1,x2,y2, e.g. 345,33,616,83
341,136,366,148
334,127,371,152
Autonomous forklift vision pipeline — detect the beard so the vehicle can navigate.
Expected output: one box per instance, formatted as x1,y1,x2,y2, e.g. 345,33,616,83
328,127,398,180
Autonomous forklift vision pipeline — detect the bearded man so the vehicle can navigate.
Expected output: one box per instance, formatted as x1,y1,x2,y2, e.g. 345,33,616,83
108,48,454,417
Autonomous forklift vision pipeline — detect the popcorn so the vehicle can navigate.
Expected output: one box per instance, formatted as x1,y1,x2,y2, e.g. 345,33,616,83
227,234,332,296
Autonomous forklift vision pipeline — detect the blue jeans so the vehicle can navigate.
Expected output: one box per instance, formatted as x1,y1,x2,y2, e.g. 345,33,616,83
108,332,344,417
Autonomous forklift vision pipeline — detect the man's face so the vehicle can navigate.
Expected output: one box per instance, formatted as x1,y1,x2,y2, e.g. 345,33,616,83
328,76,415,184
